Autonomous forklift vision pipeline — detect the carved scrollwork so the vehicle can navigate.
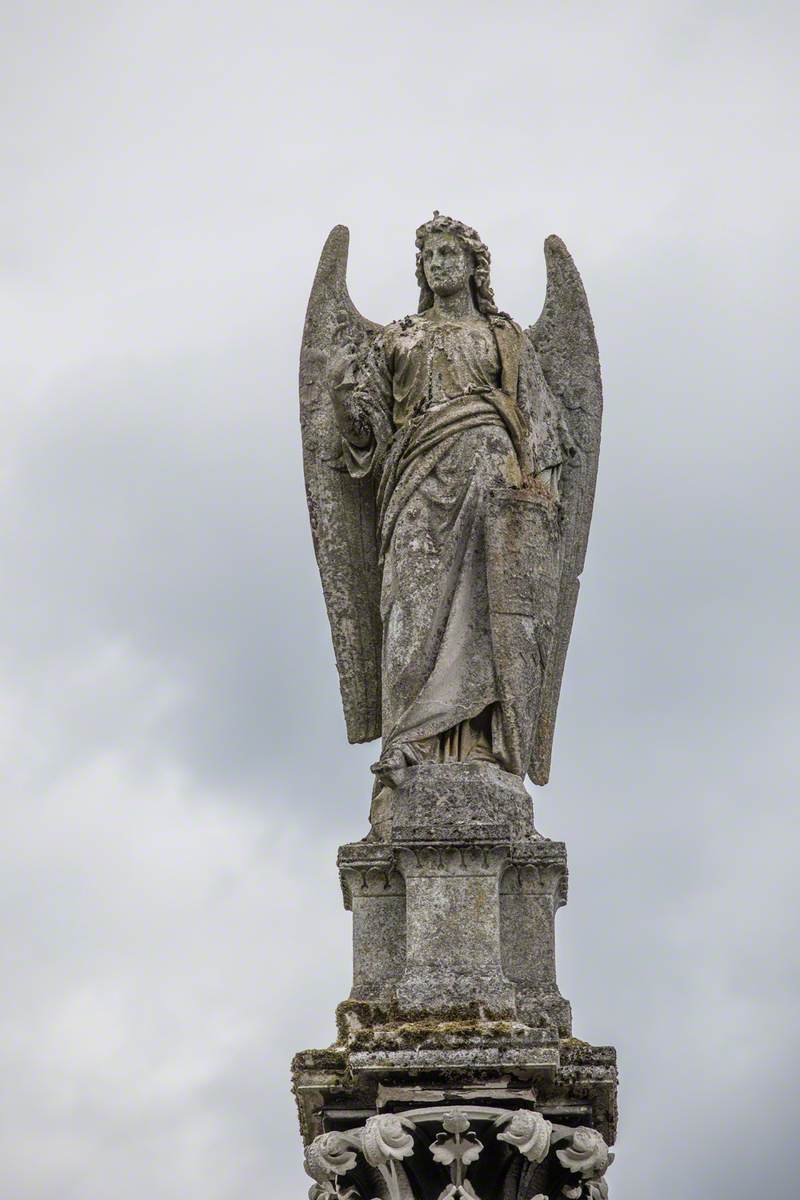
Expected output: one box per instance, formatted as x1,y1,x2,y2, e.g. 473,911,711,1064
552,1125,614,1200
308,1185,360,1200
495,1108,552,1163
305,1131,360,1182
362,1113,416,1166
362,1113,416,1199
305,1116,415,1200
302,1107,613,1200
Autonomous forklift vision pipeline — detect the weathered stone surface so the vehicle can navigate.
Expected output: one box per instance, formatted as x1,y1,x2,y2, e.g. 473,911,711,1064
348,1044,560,1076
339,843,406,1005
387,761,535,843
502,842,572,1037
299,226,383,745
396,840,515,1017
292,1040,618,1145
300,215,602,806
526,236,603,786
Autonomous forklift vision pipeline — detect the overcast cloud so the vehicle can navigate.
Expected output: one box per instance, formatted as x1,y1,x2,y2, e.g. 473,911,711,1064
1,3,799,1197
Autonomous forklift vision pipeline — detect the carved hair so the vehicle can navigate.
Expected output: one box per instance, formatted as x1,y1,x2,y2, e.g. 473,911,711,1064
415,212,499,316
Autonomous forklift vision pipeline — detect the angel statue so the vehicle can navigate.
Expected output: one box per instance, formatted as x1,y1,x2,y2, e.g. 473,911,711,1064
300,214,601,826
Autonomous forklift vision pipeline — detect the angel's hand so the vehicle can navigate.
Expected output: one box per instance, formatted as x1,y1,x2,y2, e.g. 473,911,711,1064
328,326,360,394
327,348,370,448
534,465,561,500
328,347,356,392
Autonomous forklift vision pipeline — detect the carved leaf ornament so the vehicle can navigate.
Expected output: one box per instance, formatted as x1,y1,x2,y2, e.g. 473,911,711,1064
308,1183,359,1200
495,1108,552,1163
305,1131,359,1181
361,1113,415,1167
302,1108,612,1200
555,1126,613,1179
430,1110,484,1168
435,1184,480,1200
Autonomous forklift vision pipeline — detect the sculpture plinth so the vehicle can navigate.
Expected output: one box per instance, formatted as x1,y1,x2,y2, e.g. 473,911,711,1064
292,765,617,1198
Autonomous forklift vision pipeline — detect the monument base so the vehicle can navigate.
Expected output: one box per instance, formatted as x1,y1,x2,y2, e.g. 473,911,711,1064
292,764,618,1198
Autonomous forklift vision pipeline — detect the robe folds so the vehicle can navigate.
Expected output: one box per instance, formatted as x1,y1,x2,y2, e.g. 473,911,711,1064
341,311,564,786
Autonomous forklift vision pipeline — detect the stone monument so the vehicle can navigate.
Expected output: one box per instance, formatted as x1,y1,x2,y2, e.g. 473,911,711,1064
294,215,617,1199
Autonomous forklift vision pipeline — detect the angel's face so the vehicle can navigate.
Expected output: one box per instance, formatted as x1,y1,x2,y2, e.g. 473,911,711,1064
422,232,473,298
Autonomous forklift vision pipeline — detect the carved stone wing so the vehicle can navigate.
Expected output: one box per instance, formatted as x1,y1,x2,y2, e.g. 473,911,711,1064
299,226,384,743
527,236,603,785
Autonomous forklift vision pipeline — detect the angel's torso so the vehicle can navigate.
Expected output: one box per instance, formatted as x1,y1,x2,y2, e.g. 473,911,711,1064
382,314,501,427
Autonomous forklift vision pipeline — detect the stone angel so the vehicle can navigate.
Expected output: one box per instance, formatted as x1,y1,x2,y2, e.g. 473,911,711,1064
299,214,601,822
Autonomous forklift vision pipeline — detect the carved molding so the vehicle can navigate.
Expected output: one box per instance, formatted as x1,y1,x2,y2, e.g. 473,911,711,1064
340,863,406,909
303,1107,614,1200
396,844,510,876
509,844,568,908
502,862,566,898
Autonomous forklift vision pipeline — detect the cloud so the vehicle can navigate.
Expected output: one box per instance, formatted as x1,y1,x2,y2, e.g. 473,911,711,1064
1,3,798,1197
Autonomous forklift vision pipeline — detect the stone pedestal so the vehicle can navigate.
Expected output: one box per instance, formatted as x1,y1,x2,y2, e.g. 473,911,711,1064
292,763,618,1198
338,764,571,1037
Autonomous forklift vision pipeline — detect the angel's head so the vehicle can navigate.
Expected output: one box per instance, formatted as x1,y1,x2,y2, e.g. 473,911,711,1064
415,213,499,316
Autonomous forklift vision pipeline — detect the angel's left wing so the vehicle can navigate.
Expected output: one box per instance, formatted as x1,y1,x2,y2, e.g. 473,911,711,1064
526,235,603,785
299,226,384,744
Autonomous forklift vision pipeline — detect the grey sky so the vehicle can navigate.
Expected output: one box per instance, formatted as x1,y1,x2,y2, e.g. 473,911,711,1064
1,3,798,1197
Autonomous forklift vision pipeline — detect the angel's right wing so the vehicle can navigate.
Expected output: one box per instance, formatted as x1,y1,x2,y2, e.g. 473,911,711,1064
299,226,384,744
